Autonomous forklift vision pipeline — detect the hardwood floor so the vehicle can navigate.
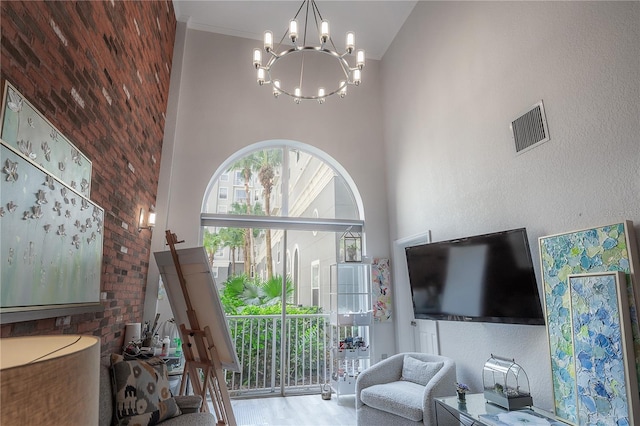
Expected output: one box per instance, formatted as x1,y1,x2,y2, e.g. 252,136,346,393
228,394,357,426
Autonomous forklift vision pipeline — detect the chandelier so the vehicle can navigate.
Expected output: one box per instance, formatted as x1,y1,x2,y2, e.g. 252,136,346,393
252,0,365,103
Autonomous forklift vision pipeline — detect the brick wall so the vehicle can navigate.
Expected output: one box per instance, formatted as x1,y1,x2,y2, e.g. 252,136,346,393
0,0,176,355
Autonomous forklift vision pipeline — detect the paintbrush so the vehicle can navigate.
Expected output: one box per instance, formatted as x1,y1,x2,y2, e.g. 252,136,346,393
150,313,161,336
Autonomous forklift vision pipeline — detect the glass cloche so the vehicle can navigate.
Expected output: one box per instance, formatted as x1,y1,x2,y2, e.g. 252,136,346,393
483,354,533,410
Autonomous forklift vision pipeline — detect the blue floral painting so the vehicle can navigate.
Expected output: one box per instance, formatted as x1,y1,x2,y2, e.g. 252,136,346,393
569,272,637,425
539,222,640,424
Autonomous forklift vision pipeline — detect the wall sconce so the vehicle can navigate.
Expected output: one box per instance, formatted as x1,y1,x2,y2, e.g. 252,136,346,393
138,208,156,232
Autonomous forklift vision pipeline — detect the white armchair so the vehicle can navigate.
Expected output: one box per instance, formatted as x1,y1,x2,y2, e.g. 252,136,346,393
356,353,456,426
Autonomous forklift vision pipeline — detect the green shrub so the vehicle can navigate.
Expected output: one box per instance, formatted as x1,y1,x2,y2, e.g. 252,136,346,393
220,275,328,391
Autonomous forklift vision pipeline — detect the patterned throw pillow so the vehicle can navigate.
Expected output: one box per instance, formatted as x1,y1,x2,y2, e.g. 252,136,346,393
110,354,182,426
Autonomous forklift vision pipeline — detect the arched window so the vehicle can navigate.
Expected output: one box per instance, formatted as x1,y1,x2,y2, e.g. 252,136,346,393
200,141,364,309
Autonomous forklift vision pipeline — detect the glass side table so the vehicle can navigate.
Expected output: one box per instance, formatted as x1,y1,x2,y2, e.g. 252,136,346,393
435,393,564,426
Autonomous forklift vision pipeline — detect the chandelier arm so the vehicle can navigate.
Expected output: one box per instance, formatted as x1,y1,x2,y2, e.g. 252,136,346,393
311,0,322,20
274,28,288,53
311,0,325,36
328,37,340,54
303,0,311,46
293,0,306,20
337,57,351,81
299,51,305,93
310,0,340,53
274,0,306,54
265,53,278,69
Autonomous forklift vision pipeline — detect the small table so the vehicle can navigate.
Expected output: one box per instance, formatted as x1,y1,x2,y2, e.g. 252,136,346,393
435,393,564,426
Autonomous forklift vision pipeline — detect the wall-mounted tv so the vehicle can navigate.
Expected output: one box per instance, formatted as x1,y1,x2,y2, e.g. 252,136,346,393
405,228,545,325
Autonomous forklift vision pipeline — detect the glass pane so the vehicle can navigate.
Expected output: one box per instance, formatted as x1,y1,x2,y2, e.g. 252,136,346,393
203,227,341,312
211,226,338,395
283,229,338,314
203,145,359,221
202,225,245,285
287,149,359,220
204,148,283,217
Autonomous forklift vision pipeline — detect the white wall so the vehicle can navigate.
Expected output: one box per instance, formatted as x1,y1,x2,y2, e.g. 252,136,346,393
144,21,188,327
382,1,639,411
149,27,396,359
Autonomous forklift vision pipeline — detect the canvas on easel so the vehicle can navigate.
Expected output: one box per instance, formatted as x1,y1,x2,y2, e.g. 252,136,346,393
154,231,240,425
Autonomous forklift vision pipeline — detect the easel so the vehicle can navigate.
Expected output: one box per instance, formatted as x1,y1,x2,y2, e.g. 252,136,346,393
165,230,236,426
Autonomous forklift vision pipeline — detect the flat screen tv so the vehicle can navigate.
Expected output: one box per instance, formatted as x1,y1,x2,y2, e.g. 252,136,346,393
405,228,545,325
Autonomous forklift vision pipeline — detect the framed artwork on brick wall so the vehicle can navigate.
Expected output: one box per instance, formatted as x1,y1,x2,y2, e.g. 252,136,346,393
1,82,92,198
1,142,104,321
539,221,640,424
0,83,103,323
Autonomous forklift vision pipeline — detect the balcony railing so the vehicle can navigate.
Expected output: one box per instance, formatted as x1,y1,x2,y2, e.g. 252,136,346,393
224,313,330,397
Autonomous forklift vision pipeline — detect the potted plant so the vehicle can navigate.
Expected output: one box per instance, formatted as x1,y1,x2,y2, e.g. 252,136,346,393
456,382,470,402
346,243,358,261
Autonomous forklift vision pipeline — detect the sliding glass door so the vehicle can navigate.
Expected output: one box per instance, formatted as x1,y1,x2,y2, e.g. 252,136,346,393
200,144,364,397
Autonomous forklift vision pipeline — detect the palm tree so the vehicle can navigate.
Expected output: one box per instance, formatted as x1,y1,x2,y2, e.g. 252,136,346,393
220,274,248,314
223,274,247,298
254,149,282,279
260,275,293,305
228,156,257,275
229,201,264,276
240,278,263,306
237,275,293,306
202,228,221,266
219,227,244,276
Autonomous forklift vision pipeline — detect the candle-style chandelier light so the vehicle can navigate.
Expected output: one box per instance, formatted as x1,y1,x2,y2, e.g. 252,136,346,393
252,0,365,104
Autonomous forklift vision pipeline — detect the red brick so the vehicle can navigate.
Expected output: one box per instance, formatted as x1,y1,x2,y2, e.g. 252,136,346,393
1,0,176,357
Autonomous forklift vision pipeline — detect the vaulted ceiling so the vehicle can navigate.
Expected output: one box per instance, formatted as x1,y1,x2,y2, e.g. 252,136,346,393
172,1,417,60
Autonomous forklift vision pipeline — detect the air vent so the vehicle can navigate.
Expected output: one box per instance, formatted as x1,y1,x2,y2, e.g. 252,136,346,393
511,100,550,154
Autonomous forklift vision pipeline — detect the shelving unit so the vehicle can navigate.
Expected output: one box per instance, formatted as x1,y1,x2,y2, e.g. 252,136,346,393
329,263,372,400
